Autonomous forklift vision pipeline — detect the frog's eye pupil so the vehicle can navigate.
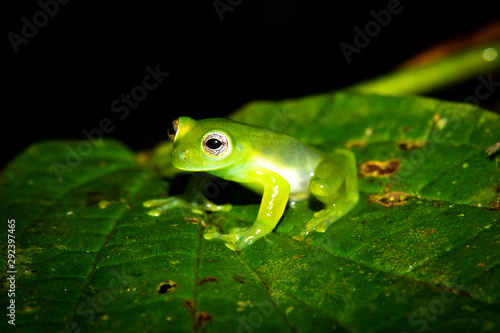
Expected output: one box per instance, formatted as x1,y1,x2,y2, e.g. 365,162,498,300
206,139,222,149
202,131,230,157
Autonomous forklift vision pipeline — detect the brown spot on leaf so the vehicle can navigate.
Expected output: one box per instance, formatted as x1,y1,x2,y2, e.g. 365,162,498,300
157,280,177,294
485,142,500,156
232,275,245,284
397,141,425,151
361,159,400,177
433,282,470,298
345,140,367,148
486,201,500,210
184,299,195,315
85,188,123,207
433,201,446,208
199,276,218,285
421,228,436,236
369,191,411,208
184,216,207,226
197,311,212,327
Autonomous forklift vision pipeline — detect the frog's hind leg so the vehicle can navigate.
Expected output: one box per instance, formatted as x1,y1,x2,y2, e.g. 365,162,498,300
295,149,359,241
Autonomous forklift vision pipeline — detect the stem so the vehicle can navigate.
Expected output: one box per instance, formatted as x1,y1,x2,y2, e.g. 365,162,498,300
346,42,500,95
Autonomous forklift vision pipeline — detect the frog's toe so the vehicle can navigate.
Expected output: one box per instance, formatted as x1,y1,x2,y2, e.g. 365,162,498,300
144,198,171,208
313,209,329,219
225,242,238,251
313,222,328,233
203,230,239,243
304,216,322,231
203,229,248,251
203,231,219,240
228,237,253,251
294,214,332,241
144,197,182,216
143,197,182,210
203,226,223,240
146,208,162,217
294,222,317,241
219,233,240,244
205,202,233,212
293,231,307,241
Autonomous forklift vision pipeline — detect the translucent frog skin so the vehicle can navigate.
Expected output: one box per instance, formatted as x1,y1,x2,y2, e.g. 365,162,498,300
144,117,359,251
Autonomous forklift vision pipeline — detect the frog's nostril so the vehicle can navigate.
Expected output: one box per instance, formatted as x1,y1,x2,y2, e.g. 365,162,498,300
180,150,188,160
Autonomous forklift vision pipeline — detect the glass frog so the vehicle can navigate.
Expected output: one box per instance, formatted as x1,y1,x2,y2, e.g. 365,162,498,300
144,117,359,251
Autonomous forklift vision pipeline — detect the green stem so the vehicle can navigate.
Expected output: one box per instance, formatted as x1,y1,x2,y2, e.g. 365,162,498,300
346,42,500,95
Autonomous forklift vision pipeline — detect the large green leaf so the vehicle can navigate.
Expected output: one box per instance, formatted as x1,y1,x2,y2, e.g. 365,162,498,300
1,92,499,333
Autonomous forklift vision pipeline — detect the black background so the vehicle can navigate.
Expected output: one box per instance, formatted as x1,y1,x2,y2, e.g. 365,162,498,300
3,0,500,168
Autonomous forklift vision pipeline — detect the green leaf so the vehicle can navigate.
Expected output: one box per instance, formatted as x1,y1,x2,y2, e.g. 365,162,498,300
1,93,499,333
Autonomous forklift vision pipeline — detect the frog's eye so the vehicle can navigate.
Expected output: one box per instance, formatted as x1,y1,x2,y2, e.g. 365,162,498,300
202,131,230,157
168,119,179,141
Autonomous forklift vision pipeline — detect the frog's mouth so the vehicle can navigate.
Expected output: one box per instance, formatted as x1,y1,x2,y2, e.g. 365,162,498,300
171,154,230,172
173,163,229,172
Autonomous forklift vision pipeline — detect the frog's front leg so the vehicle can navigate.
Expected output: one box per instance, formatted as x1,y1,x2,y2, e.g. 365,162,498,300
295,149,359,241
204,169,290,251
143,173,231,217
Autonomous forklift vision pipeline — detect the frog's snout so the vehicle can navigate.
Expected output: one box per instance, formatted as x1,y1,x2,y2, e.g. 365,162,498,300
172,149,188,161
180,150,188,160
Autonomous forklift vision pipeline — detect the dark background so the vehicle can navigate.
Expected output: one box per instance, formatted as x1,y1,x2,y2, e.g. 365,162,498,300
3,0,500,168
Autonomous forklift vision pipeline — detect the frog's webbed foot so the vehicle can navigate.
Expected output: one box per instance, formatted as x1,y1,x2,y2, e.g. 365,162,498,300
204,225,263,251
293,209,340,241
294,191,359,241
143,196,231,217
294,150,359,242
204,229,241,250
143,197,184,216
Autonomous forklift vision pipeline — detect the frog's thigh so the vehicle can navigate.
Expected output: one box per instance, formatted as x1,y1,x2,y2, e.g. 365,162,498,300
301,150,359,237
309,154,347,202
